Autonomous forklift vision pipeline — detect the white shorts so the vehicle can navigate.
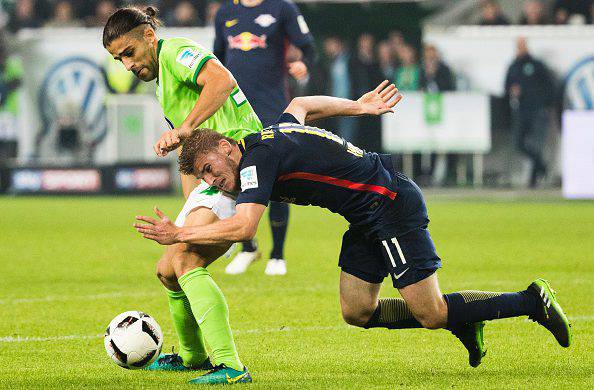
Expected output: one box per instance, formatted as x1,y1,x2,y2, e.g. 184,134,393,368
174,182,236,227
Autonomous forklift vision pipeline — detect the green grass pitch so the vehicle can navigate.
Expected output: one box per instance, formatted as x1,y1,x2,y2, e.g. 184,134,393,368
1,194,593,389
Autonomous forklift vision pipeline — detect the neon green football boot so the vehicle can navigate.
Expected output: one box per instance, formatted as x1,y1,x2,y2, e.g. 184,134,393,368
449,321,487,367
527,278,572,348
188,364,252,385
145,348,213,371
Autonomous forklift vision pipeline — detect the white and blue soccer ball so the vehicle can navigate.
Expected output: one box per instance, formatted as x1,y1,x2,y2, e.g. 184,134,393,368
104,311,163,369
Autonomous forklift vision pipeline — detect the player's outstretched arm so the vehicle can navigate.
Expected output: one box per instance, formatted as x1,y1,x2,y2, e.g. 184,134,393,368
154,60,238,157
284,80,402,124
134,203,266,246
185,59,237,131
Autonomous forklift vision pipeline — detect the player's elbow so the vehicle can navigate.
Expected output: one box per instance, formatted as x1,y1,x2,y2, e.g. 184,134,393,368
285,97,307,124
216,67,237,93
225,73,238,91
288,96,306,111
205,62,237,96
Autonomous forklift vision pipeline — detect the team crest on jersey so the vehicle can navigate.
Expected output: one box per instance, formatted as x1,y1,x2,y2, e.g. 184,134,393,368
176,48,203,69
254,14,276,27
225,19,238,27
240,166,259,191
228,32,267,51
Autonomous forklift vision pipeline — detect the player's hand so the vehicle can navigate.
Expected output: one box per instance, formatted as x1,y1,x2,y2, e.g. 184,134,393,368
153,127,191,157
287,61,308,81
357,80,402,116
134,207,180,245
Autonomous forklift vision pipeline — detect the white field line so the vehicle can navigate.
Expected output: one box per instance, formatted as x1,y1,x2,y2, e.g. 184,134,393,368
0,292,163,305
567,315,594,321
3,277,591,305
0,334,104,343
0,325,348,343
2,316,593,344
0,285,333,305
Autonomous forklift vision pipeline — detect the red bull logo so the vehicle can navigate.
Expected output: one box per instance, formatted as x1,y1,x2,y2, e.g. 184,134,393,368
228,32,267,51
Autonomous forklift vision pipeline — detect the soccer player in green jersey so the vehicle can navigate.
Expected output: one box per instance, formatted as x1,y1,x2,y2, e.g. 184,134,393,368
103,6,261,385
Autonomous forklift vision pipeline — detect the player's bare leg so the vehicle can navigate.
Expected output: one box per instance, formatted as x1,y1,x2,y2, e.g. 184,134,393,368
397,274,486,367
167,207,230,276
151,242,213,371
398,272,571,365
156,246,182,291
339,271,381,327
339,271,429,329
150,165,201,370
339,271,486,367
169,207,251,384
398,273,447,329
150,208,219,371
152,165,202,297
149,207,244,376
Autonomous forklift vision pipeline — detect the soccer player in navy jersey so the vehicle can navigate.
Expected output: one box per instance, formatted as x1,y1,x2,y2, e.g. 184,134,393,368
214,0,317,276
135,81,572,370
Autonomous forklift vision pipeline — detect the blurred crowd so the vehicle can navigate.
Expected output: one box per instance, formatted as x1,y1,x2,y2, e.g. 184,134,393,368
0,0,581,187
1,0,593,32
0,0,222,31
479,0,594,25
312,31,461,185
317,28,559,187
314,17,565,187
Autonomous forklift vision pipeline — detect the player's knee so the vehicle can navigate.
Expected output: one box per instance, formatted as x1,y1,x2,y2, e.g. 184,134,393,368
415,314,443,329
156,271,179,291
341,306,375,327
167,243,215,277
156,258,179,290
411,305,447,330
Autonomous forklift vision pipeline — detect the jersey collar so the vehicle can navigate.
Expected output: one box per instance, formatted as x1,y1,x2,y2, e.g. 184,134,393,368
157,39,163,58
237,138,246,154
156,39,163,84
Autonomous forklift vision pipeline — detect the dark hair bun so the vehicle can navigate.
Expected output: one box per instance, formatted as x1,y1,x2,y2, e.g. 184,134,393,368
103,5,162,48
145,6,158,18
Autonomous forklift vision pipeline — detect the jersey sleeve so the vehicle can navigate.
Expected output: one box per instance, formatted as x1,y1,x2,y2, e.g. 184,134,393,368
275,112,300,124
281,0,313,48
235,144,280,206
163,41,215,86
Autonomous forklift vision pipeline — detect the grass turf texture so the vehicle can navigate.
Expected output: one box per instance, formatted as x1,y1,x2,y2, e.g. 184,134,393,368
0,194,593,389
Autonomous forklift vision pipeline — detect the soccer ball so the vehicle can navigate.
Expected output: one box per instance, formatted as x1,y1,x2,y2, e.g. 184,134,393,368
104,311,163,369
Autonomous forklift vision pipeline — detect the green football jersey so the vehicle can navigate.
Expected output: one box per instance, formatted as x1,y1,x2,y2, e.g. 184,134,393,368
156,37,262,140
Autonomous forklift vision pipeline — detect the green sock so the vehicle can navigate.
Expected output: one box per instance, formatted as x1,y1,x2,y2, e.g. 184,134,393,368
165,288,209,367
178,267,243,371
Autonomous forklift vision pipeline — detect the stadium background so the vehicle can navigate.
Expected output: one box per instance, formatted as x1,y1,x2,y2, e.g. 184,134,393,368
1,0,593,388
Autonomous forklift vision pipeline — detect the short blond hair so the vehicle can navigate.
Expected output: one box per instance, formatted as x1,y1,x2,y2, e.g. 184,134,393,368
178,129,236,175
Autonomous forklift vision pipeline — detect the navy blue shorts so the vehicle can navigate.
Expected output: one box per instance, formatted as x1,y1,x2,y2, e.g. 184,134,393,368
338,157,442,288
338,226,442,289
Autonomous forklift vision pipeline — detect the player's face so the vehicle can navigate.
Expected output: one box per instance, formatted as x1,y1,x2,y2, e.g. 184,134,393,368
107,29,158,82
194,150,240,193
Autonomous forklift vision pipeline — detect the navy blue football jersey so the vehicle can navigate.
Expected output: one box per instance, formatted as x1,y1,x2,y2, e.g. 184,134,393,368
214,0,313,126
235,114,426,239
